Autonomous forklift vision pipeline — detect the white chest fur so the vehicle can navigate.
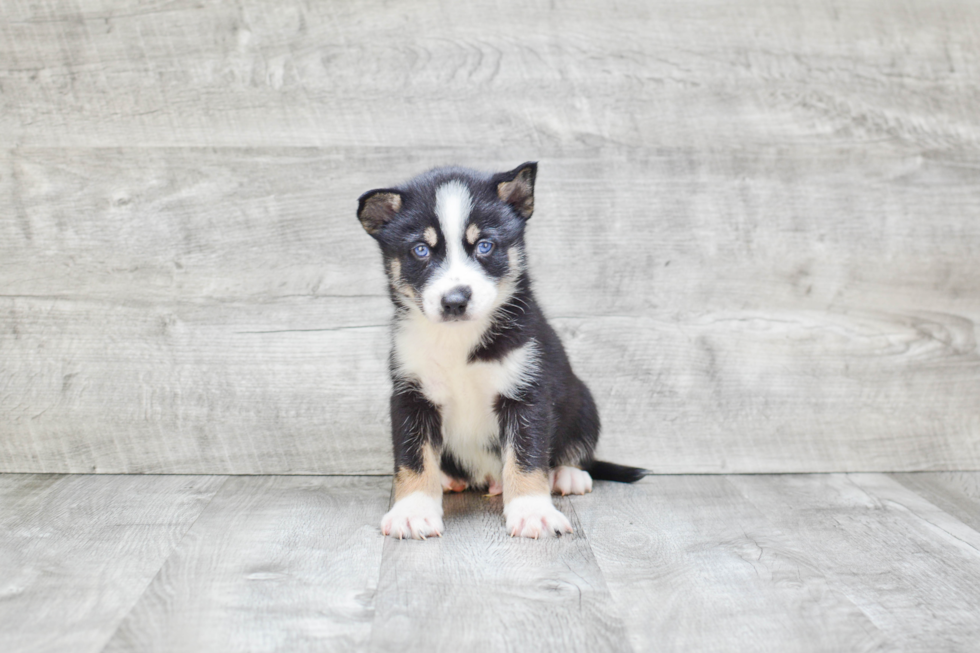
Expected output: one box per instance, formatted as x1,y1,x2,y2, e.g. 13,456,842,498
392,311,539,483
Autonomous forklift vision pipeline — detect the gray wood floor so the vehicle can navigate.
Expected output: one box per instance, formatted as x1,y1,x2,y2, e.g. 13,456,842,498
3,473,980,652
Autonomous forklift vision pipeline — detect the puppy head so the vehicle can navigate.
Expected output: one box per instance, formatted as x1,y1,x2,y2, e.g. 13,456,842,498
357,162,536,324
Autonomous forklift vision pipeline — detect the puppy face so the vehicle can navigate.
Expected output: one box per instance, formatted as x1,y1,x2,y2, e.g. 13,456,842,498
357,163,536,324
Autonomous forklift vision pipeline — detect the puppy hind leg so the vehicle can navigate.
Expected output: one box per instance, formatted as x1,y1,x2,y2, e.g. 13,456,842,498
440,472,468,493
549,466,593,496
486,477,503,496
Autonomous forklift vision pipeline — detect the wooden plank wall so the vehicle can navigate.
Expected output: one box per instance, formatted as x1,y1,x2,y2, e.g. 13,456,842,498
1,0,978,474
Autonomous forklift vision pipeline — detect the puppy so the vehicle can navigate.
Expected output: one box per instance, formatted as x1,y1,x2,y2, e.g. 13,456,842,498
357,162,647,539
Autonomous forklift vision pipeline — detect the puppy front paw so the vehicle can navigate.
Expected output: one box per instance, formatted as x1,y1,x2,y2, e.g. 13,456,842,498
380,492,444,540
549,466,593,495
504,495,573,539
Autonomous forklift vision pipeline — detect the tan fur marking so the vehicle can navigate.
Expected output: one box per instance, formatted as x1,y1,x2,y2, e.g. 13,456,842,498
502,449,550,502
466,223,480,245
423,226,438,247
388,258,415,299
394,442,442,501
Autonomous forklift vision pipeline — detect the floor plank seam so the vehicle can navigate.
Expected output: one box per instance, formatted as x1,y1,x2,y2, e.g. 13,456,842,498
720,475,894,645
364,477,397,647
562,495,637,653
91,476,232,653
850,474,980,556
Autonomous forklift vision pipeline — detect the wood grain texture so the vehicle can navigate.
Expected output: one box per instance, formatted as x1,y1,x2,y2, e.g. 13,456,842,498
2,145,978,473
0,294,393,474
848,473,980,552
101,475,391,653
730,474,980,652
5,473,980,651
1,0,979,149
889,472,980,534
370,489,631,652
0,474,223,653
2,0,980,474
575,477,886,653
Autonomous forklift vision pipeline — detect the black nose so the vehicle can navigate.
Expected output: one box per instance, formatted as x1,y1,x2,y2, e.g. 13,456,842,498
441,286,472,317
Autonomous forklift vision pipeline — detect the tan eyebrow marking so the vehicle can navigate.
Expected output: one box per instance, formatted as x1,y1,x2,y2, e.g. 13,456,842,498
465,223,480,245
423,226,438,247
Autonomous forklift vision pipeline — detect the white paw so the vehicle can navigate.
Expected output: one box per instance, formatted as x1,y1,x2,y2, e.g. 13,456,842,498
549,466,593,495
380,492,444,540
440,472,468,493
504,495,573,539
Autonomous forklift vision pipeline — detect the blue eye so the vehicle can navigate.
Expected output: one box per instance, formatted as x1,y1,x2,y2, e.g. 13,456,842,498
412,244,430,259
476,240,494,255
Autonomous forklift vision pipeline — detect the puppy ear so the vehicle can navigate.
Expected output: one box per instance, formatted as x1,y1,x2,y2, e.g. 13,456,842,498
357,189,403,235
494,162,537,220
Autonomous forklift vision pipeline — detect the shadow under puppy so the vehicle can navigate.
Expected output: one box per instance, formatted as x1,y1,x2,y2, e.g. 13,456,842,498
357,162,647,540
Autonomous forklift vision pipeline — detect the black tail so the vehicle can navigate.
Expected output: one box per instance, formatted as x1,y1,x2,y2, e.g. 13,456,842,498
586,460,650,483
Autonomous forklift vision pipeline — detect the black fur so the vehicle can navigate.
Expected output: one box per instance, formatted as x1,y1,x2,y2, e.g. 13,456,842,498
389,380,441,473
587,461,651,483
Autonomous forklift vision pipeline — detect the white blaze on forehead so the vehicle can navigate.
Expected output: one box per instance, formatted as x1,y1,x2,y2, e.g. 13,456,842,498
420,181,499,322
435,180,472,263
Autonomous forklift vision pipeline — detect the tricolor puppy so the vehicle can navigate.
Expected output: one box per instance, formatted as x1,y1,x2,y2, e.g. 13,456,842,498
357,162,647,540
